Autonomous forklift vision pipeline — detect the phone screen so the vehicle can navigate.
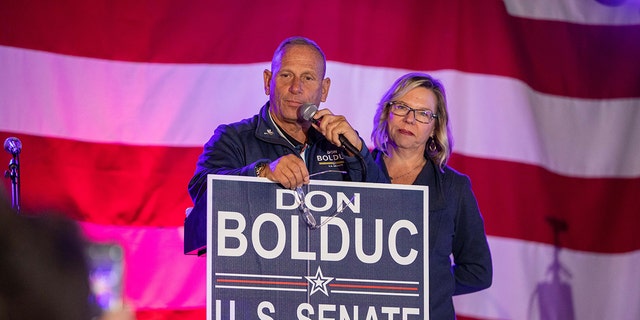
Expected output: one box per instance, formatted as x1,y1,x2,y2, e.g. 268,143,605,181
86,242,125,311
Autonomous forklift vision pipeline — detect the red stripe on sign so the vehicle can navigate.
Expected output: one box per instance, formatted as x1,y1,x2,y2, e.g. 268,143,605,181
1,1,638,99
329,283,419,291
449,154,640,254
217,279,307,287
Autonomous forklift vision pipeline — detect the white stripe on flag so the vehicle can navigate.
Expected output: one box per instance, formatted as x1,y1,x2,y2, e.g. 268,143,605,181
503,0,640,25
80,223,207,309
454,236,640,320
2,46,639,178
79,222,640,319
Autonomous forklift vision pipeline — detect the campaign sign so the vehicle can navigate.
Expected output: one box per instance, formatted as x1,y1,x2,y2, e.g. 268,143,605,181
206,175,429,319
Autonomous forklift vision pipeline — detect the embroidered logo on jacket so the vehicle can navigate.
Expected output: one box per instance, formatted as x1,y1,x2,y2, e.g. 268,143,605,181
316,149,345,168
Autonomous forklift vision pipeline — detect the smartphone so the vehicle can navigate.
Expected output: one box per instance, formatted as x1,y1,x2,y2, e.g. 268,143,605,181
86,242,125,312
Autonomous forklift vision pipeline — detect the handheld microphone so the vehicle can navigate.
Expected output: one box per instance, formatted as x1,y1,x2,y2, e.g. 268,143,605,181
4,137,22,155
299,104,367,182
299,104,359,154
299,103,320,125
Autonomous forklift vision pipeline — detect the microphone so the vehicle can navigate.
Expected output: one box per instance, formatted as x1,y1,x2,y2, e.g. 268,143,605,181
4,137,22,155
299,103,320,125
299,104,367,182
299,104,359,154
4,137,22,212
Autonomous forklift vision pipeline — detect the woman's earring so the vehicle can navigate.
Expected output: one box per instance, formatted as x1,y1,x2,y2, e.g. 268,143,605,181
428,137,437,152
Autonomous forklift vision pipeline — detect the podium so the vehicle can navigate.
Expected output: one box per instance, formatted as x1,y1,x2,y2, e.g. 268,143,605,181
184,174,430,319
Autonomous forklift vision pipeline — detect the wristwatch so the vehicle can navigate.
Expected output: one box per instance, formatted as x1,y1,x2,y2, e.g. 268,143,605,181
255,162,268,177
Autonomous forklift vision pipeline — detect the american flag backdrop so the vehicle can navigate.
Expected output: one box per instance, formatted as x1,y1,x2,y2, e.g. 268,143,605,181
1,1,639,319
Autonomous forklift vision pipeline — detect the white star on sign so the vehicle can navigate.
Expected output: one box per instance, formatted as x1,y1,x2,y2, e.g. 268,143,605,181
305,266,334,296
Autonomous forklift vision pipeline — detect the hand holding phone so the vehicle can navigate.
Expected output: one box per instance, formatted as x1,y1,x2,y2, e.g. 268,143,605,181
86,242,125,312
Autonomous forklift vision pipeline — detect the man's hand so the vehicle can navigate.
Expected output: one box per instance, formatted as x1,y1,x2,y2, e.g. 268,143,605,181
311,108,363,156
261,154,310,189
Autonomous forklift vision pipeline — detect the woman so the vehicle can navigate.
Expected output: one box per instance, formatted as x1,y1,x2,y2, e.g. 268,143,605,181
371,72,492,319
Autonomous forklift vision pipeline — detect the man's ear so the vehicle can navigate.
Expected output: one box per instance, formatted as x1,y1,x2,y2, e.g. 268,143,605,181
320,77,331,102
263,69,272,95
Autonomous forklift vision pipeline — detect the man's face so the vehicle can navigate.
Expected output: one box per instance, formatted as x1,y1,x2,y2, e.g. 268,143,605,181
263,44,330,125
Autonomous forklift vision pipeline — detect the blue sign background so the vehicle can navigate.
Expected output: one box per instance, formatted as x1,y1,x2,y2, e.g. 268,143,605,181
206,175,429,319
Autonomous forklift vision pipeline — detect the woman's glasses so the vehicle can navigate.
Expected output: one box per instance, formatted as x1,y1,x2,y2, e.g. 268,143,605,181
387,101,438,124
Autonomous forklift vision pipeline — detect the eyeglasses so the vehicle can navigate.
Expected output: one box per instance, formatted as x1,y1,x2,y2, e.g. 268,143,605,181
294,170,352,230
387,101,438,124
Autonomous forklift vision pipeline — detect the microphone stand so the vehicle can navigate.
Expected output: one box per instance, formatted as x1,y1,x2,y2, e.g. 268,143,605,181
4,152,20,213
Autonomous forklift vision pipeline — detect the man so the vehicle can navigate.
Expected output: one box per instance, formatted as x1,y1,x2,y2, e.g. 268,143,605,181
188,36,385,207
0,197,135,320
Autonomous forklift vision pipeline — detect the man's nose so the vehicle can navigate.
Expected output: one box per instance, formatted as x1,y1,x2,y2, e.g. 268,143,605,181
289,77,302,93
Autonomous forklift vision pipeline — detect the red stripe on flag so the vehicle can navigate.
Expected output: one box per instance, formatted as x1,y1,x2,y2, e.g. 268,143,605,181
1,132,196,226
1,0,638,99
456,315,496,320
136,308,206,320
449,154,640,254
3,132,638,254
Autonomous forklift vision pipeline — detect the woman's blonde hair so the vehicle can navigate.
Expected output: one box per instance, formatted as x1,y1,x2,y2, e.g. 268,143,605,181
371,72,453,170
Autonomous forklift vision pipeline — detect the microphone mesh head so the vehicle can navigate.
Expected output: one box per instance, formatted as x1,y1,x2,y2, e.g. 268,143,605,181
299,103,318,122
4,137,22,155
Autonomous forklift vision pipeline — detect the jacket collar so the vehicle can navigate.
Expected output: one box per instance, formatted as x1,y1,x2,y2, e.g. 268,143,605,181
255,102,288,145
255,101,324,147
372,149,446,211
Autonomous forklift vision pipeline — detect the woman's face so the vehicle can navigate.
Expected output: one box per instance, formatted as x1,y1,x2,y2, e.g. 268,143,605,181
387,87,437,153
